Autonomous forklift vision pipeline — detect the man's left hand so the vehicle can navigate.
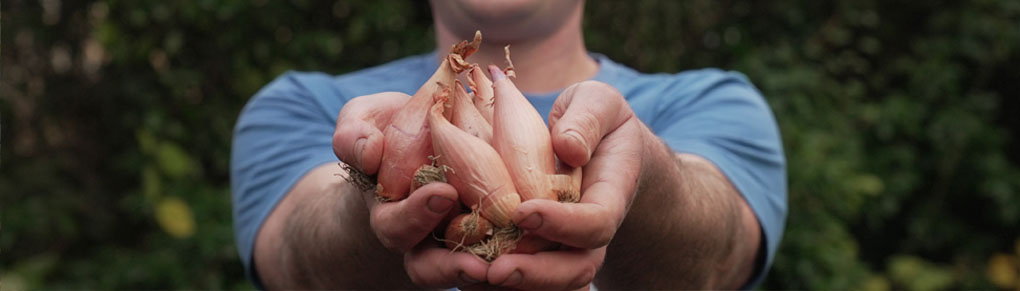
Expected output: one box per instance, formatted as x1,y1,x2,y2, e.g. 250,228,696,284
486,81,647,290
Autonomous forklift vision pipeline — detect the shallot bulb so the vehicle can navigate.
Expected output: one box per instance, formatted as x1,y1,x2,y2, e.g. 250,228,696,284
449,80,493,143
489,63,560,201
467,64,495,124
444,213,493,249
375,31,481,201
428,94,521,228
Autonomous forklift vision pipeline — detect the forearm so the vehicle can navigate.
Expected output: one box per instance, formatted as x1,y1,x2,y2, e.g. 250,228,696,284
254,163,416,289
596,130,761,289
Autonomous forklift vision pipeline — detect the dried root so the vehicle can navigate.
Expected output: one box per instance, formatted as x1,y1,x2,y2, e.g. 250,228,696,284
413,155,452,190
557,189,581,203
337,162,377,192
463,226,523,262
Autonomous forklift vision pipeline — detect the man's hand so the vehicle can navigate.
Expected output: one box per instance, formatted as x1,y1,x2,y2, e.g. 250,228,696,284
332,92,488,287
483,81,643,289
486,80,761,289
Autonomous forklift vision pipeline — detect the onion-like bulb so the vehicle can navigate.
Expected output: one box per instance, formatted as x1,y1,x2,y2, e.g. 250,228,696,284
375,31,481,201
450,80,493,143
467,64,495,124
428,93,521,228
489,62,559,201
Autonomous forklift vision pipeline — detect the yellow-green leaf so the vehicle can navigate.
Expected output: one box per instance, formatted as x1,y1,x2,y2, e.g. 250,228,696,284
861,274,890,291
987,253,1018,289
1015,238,1020,258
156,142,196,179
0,272,28,291
142,165,161,202
155,196,195,239
136,129,157,154
888,255,954,291
853,174,884,196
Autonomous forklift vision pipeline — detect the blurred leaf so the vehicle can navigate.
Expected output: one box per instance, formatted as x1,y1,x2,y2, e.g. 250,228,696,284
987,253,1018,289
1016,239,1020,258
888,255,955,291
156,142,197,179
853,174,884,196
136,129,157,154
142,165,161,202
3,254,59,290
155,196,195,239
862,274,891,291
0,273,28,291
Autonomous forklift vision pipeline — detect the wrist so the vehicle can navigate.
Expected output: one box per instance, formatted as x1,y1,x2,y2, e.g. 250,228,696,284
633,123,683,215
269,165,412,288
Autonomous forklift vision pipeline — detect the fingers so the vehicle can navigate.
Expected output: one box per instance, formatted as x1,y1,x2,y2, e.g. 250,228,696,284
511,194,624,249
548,81,633,167
404,245,489,288
332,92,410,174
487,247,605,290
511,233,560,254
513,119,643,249
365,182,459,252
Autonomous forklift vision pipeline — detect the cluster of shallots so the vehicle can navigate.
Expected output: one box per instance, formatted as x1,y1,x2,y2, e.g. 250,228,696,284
369,31,581,260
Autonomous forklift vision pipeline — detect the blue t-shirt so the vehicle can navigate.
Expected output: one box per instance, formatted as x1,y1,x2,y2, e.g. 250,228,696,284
231,52,787,288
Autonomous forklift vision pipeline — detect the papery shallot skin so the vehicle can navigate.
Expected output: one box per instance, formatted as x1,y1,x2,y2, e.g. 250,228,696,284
429,98,521,228
444,213,494,249
375,93,435,201
467,65,495,124
375,32,481,201
450,80,493,143
489,65,559,201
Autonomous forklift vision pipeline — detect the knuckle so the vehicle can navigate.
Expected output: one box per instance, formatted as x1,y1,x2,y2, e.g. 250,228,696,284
577,81,629,116
375,231,401,250
333,127,361,162
346,94,373,107
574,112,602,137
549,102,568,122
559,82,583,100
405,215,433,236
371,214,408,251
383,218,435,251
578,80,622,98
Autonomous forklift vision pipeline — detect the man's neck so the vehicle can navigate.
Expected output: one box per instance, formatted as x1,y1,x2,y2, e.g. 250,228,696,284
434,5,598,94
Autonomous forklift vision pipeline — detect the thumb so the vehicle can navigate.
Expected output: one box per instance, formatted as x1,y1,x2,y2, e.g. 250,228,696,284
548,81,632,167
332,92,410,174
333,119,386,174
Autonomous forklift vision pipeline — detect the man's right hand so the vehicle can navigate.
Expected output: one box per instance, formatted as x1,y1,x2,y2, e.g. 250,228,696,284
332,92,489,287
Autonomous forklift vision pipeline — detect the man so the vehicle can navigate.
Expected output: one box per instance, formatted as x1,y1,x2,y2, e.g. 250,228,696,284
231,0,786,289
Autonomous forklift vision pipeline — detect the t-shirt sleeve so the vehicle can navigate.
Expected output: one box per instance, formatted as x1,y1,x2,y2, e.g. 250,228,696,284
649,71,787,288
230,72,344,287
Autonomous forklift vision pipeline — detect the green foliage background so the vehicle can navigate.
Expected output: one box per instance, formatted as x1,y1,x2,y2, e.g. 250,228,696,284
2,0,1019,289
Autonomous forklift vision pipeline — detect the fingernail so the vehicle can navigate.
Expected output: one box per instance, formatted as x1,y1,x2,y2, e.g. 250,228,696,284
563,129,590,156
459,272,480,284
354,137,367,166
501,270,523,287
516,213,543,230
427,196,455,214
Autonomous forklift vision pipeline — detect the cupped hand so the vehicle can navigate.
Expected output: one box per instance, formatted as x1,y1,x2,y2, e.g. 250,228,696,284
488,81,645,289
332,92,488,287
